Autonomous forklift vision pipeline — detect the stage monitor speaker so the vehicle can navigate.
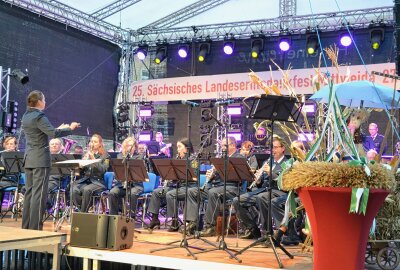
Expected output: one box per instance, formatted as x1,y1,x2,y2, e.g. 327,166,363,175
70,213,134,250
70,213,108,249
107,215,134,250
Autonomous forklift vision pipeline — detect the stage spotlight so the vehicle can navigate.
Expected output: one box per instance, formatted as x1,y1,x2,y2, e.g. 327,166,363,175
339,33,352,47
201,108,212,122
154,45,167,64
223,41,234,55
136,46,148,60
227,128,243,142
139,105,153,118
370,28,384,50
10,69,29,84
198,42,211,62
306,34,319,55
178,44,189,58
227,103,242,116
278,37,291,52
138,130,152,142
251,38,264,58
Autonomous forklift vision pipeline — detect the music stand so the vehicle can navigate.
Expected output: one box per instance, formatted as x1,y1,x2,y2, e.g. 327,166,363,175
236,95,302,268
53,159,101,231
193,157,253,261
150,158,202,259
110,158,148,224
46,154,81,222
0,151,24,220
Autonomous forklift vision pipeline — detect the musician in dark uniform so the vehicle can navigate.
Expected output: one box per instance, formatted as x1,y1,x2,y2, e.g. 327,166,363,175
183,137,244,237
232,136,287,239
148,138,196,231
72,134,110,212
21,90,79,230
362,123,386,155
155,132,171,157
0,136,19,207
109,136,147,216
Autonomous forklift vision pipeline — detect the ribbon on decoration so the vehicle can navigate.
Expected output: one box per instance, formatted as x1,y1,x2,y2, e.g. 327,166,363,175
281,191,297,226
349,188,370,215
277,158,295,190
348,156,371,176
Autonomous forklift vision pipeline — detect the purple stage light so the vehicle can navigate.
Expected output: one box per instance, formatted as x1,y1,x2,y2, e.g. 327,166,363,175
223,42,234,55
136,49,147,60
178,47,188,58
279,39,290,52
227,103,242,116
139,131,152,142
298,133,314,142
340,34,352,47
227,129,243,142
139,106,153,117
302,104,316,114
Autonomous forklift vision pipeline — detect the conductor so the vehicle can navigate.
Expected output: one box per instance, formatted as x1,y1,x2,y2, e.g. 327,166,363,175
21,90,80,230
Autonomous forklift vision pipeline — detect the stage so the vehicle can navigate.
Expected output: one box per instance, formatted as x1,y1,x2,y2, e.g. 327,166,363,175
0,219,313,270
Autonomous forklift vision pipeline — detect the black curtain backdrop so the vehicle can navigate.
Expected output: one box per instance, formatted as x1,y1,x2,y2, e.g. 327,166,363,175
0,2,121,140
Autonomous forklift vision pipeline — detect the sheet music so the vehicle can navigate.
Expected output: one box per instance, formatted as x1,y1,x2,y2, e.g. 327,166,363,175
55,159,101,167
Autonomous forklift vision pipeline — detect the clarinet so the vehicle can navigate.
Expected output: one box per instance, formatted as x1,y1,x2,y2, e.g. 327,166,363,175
158,153,180,195
248,166,265,190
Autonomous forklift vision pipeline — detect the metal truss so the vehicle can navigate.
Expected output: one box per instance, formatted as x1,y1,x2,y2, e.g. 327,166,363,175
279,0,297,30
2,0,129,44
139,0,232,31
134,6,393,45
91,0,142,21
0,66,10,113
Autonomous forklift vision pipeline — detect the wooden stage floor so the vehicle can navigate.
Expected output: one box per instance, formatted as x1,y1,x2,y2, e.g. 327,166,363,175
0,219,313,270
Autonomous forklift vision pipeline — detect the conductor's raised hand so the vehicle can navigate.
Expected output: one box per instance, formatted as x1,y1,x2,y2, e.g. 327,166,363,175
69,122,81,130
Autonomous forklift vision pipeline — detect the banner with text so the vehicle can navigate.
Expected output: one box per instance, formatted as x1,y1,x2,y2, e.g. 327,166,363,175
130,63,397,102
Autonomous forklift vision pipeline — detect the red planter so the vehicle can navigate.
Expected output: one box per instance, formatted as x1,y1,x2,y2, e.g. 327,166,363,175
297,187,389,270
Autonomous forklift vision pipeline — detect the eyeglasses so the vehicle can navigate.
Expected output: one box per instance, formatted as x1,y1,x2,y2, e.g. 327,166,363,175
272,145,283,149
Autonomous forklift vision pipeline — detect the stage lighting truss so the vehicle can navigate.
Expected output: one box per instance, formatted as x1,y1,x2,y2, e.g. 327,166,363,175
250,37,264,58
135,44,148,60
198,41,211,62
155,44,168,64
306,33,319,55
369,25,384,50
200,124,212,147
3,100,19,134
117,102,130,123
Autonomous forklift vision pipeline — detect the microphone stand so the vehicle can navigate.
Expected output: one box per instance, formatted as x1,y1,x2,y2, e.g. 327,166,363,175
193,104,241,262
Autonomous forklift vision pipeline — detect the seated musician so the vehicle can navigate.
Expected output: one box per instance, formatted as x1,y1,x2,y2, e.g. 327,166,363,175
232,136,288,239
155,131,171,157
183,137,244,237
271,140,305,246
0,136,19,206
240,140,258,171
148,138,196,231
47,138,65,210
137,143,148,157
109,136,147,216
72,134,110,212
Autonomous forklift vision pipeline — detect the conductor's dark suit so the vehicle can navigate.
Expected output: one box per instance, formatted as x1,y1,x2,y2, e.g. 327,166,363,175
21,107,72,230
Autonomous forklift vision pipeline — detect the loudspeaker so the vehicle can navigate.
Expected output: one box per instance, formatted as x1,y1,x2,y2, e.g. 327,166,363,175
107,215,133,250
70,213,108,249
70,213,134,250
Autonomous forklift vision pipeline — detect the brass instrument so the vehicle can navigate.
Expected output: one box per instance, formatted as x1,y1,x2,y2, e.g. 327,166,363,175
62,137,77,154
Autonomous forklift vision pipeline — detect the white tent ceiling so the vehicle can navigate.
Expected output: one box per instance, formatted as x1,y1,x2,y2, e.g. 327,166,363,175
56,0,393,31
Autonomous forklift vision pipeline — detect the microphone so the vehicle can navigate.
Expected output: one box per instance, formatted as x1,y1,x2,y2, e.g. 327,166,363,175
215,100,234,106
181,100,199,107
210,114,223,127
